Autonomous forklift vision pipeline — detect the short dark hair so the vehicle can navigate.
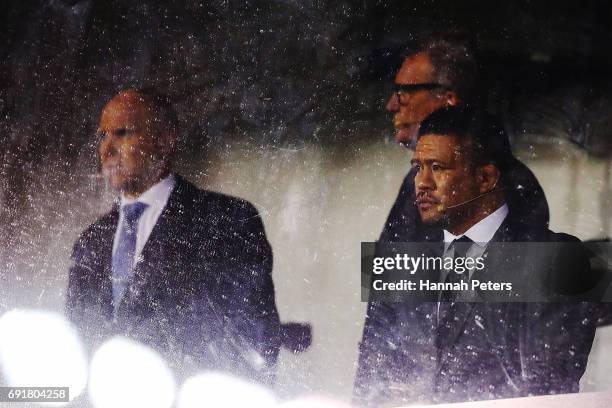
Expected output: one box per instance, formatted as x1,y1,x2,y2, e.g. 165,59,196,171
406,34,477,103
417,107,512,169
134,87,179,135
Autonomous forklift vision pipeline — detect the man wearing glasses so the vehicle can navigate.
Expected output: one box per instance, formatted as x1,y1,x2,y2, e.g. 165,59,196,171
386,44,469,148
65,88,281,384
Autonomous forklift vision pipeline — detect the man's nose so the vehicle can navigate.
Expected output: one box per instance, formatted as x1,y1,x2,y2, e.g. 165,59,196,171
415,167,434,192
99,135,117,162
386,93,400,112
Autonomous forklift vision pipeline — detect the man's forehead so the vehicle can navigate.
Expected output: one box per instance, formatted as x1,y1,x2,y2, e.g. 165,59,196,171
99,94,150,129
395,52,436,85
414,134,464,159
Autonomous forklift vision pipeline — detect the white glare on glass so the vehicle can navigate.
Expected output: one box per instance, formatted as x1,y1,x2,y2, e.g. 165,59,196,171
88,336,175,408
177,372,276,408
280,396,351,408
0,309,88,406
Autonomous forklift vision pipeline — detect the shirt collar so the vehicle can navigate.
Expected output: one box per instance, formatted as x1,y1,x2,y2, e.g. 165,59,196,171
443,203,509,246
120,174,176,209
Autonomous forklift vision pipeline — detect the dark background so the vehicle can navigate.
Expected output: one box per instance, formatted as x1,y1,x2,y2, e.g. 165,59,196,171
3,2,612,147
1,0,611,273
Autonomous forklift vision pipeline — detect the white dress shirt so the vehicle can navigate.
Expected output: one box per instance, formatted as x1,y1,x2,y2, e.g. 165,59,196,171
112,174,176,262
436,203,509,314
441,203,509,277
443,203,509,247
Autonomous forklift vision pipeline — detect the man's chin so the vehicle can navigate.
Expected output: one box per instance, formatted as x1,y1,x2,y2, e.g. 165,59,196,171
104,175,122,192
394,126,419,149
418,209,444,226
104,174,136,195
102,168,124,190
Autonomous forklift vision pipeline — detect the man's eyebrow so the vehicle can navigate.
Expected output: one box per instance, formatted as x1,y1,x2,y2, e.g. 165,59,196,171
410,158,450,165
95,127,134,138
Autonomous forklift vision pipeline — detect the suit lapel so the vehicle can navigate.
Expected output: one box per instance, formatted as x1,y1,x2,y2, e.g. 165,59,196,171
94,206,119,319
116,177,209,318
435,212,520,375
435,302,477,373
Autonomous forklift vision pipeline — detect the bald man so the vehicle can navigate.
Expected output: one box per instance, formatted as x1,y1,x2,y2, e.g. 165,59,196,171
66,89,280,384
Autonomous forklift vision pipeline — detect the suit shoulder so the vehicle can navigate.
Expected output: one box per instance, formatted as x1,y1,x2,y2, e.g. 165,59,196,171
71,209,117,256
400,168,417,191
545,229,582,243
188,185,262,221
77,210,116,240
184,184,271,257
510,220,582,243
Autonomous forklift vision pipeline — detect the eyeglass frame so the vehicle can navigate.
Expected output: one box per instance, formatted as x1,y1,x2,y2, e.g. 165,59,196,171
393,83,446,105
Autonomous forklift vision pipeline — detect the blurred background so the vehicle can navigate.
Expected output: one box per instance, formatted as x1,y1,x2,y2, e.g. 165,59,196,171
0,0,611,404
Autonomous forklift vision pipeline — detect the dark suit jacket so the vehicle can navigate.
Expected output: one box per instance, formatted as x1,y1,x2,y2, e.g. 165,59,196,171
66,175,281,384
354,211,597,406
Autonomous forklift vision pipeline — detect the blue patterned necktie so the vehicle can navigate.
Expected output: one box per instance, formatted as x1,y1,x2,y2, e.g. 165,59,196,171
112,201,148,315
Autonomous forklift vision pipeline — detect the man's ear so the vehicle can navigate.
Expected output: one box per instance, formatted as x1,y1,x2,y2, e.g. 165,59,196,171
167,130,177,152
445,91,459,107
478,163,501,193
151,129,177,168
158,128,177,154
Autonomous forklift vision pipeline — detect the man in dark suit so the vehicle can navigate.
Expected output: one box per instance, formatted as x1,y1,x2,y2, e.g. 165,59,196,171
66,89,280,384
355,107,597,406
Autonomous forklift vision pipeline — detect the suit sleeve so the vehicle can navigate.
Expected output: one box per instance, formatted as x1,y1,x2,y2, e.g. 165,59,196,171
379,169,419,243
207,200,281,385
520,301,596,395
65,231,111,355
236,202,281,381
519,238,597,395
353,300,398,406
354,300,436,407
66,231,100,329
65,236,84,323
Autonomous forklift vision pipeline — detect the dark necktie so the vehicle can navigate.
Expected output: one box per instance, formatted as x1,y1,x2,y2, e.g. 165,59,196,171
436,236,474,346
112,202,148,315
439,236,473,303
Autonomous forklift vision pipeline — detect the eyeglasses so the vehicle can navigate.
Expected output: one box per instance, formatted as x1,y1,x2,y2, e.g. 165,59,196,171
393,83,444,105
